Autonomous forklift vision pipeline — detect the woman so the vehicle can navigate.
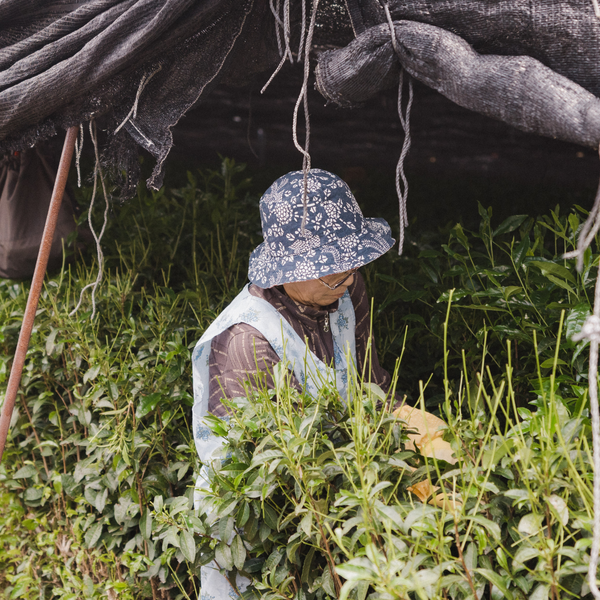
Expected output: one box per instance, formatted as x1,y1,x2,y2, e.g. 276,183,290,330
193,168,398,430
191,169,453,599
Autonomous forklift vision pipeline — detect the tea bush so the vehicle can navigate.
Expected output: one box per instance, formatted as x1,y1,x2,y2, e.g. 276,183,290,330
0,160,597,599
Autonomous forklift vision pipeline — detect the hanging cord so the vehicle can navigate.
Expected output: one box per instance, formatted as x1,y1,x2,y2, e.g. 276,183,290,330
114,65,162,134
262,0,318,230
74,124,84,188
383,1,413,253
395,70,413,254
262,0,295,93
283,0,293,63
293,0,319,233
69,121,109,320
297,0,307,62
565,148,600,599
271,0,284,57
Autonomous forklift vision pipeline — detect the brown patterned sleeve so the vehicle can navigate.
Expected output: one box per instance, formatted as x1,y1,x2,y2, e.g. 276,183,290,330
208,323,301,416
351,272,404,406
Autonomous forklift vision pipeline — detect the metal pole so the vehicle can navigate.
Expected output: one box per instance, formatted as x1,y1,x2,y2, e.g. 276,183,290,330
0,125,79,462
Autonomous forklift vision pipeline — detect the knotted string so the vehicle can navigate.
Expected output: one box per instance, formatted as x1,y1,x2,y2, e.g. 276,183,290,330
383,1,414,253
69,121,109,320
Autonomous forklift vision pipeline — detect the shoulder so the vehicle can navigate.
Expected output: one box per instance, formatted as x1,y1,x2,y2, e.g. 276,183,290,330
210,322,278,370
211,322,269,353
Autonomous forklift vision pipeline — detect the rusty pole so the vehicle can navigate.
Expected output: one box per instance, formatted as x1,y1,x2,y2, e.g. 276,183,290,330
0,125,79,462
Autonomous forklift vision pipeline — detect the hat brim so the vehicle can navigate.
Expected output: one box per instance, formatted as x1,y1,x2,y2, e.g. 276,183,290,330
248,217,395,289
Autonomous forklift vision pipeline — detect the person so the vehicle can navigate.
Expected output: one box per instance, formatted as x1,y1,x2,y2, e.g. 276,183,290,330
193,168,399,430
190,168,454,599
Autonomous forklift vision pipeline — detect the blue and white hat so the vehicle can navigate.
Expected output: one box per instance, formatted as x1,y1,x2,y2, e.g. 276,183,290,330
248,169,395,288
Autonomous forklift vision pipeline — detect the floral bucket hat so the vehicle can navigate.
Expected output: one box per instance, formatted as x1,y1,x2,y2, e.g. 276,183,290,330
248,169,395,288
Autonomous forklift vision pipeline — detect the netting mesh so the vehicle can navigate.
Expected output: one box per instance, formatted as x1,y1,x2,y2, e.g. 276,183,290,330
0,1,280,191
2,0,600,191
348,0,600,98
315,18,600,149
0,0,354,192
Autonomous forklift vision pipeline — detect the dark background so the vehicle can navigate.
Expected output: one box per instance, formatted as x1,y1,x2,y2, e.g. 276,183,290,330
167,64,600,235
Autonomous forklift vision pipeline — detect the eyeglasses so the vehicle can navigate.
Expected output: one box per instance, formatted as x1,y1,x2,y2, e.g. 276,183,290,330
318,268,358,290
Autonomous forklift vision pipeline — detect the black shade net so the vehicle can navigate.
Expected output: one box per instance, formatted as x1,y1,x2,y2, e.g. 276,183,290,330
1,0,599,193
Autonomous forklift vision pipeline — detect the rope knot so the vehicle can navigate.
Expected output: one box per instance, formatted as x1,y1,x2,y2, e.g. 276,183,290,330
572,314,600,343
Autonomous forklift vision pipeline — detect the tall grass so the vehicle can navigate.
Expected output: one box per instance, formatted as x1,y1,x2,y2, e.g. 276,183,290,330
0,161,597,599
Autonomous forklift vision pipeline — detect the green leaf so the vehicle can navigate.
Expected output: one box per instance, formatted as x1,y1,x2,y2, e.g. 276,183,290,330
503,286,522,300
170,496,191,516
540,358,568,369
301,547,315,584
518,513,544,535
219,516,234,545
545,273,576,294
264,547,284,573
231,534,246,570
263,504,278,531
457,304,508,313
547,495,569,526
513,545,540,568
83,364,101,384
513,235,530,268
452,223,470,249
13,465,37,479
237,502,250,528
85,522,103,549
529,260,576,283
300,511,313,537
140,509,152,540
565,303,590,342
45,329,58,356
322,566,336,598
475,568,514,600
215,542,233,571
180,530,196,563
530,584,550,600
22,518,37,531
464,514,501,539
494,215,528,237
162,526,180,550
136,393,162,419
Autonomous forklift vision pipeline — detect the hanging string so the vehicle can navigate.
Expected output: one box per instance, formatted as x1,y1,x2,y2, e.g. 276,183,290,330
383,1,414,253
565,147,600,599
271,0,284,57
69,120,109,320
283,0,293,63
114,65,162,134
395,71,413,254
74,124,84,188
293,0,319,233
261,0,318,231
262,0,297,94
297,0,307,63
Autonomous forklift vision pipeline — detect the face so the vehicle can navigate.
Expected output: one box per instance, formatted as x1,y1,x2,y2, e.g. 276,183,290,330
283,269,356,308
